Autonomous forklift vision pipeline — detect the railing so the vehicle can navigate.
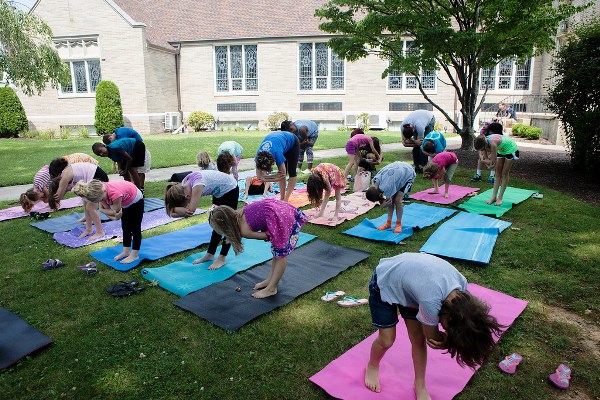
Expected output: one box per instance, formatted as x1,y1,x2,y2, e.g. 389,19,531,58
479,94,553,125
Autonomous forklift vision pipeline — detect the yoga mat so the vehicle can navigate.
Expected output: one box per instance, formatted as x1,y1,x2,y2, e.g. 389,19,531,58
343,203,456,244
409,185,479,205
142,233,316,296
0,307,53,370
53,208,205,248
90,222,213,271
287,187,311,208
458,187,538,217
304,192,376,226
0,197,83,222
419,212,511,264
309,283,528,400
175,240,371,332
30,198,166,233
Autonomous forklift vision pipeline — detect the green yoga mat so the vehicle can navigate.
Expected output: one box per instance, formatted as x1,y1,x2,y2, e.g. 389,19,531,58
458,187,538,217
141,233,316,296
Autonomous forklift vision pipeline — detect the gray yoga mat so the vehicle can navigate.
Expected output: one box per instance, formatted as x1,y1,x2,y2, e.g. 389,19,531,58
0,307,53,370
174,240,371,332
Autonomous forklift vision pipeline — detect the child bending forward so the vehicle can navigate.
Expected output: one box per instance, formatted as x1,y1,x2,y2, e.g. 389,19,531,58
307,163,346,220
365,252,502,398
209,198,307,298
422,151,459,198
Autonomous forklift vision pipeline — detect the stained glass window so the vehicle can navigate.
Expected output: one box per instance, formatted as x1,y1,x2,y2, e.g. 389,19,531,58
299,43,313,90
514,58,531,90
57,38,101,96
88,60,101,92
498,58,513,89
299,43,344,91
480,58,531,91
215,46,229,92
387,40,437,91
245,45,258,91
214,45,258,92
480,66,496,90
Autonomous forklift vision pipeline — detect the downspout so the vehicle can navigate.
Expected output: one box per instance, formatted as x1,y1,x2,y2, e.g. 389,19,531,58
174,44,182,122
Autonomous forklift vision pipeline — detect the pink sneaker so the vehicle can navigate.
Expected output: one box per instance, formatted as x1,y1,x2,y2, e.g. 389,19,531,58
549,364,571,389
498,353,523,374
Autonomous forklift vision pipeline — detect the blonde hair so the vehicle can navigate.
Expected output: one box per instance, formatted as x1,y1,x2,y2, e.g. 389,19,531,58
73,179,104,202
208,205,245,254
423,162,440,179
19,188,38,212
196,151,212,169
164,183,187,216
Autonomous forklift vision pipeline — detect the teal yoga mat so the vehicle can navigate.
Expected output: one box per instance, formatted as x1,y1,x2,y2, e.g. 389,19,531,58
458,187,538,217
343,203,456,243
419,212,511,263
141,233,316,296
90,222,213,271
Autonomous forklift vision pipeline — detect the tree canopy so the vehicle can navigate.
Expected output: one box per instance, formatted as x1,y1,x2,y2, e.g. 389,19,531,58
0,0,69,96
316,0,587,148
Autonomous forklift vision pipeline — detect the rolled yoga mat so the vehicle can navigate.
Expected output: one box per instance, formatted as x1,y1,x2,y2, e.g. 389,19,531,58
458,187,538,217
90,222,213,271
174,240,371,332
0,307,53,370
142,233,316,296
309,283,528,400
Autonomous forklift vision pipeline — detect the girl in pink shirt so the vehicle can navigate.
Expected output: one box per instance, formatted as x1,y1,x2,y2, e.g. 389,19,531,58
307,163,346,220
344,134,382,182
73,180,144,264
423,152,459,198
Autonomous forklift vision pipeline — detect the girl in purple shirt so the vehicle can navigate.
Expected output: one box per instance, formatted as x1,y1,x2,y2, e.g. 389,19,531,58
423,152,459,198
344,134,382,181
209,198,307,298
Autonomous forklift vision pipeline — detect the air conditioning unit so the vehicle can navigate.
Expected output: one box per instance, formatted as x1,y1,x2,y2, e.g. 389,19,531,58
369,113,388,130
164,112,181,131
345,113,358,128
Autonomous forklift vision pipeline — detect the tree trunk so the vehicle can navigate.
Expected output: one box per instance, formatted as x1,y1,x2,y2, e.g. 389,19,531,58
460,112,475,150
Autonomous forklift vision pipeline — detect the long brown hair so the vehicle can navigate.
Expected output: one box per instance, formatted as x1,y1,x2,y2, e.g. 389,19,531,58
208,205,245,254
47,177,62,210
164,183,187,216
19,188,38,212
306,172,325,208
217,152,235,174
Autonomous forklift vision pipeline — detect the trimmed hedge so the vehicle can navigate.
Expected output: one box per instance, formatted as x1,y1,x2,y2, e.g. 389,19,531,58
187,111,215,131
512,123,541,140
94,81,124,135
0,87,28,138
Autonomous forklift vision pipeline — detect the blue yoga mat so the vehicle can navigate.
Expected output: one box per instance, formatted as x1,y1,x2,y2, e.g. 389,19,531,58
343,203,456,243
141,233,317,296
90,222,213,271
419,212,511,263
30,198,166,233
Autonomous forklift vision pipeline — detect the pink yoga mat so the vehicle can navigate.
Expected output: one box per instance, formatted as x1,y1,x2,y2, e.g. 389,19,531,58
304,192,376,226
409,185,479,205
0,197,83,222
309,284,527,400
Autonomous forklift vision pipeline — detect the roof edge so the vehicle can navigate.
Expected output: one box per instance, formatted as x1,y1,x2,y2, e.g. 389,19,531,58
103,0,146,27
169,33,338,45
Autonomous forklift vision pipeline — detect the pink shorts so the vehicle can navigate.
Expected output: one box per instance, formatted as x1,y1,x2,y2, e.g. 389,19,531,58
345,141,358,155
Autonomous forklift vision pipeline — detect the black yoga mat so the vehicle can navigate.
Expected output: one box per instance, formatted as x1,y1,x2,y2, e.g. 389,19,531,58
174,240,371,332
0,307,53,370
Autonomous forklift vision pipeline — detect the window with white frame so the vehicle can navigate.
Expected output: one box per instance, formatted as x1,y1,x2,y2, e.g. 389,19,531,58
480,58,531,91
54,37,101,96
215,44,258,93
298,43,344,91
388,41,436,91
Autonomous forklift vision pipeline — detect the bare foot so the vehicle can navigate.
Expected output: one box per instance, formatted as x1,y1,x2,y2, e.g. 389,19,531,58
495,199,503,206
415,385,431,400
444,193,449,199
364,363,381,393
207,256,226,270
120,254,139,264
486,198,496,205
428,190,439,195
252,287,277,298
113,251,130,261
88,231,106,241
78,229,93,238
193,253,214,265
77,217,86,223
253,279,269,290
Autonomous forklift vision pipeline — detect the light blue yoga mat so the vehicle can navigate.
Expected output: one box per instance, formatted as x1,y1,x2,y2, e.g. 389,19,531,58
141,233,316,296
457,187,538,217
419,212,511,263
90,222,213,271
30,198,165,233
343,203,456,244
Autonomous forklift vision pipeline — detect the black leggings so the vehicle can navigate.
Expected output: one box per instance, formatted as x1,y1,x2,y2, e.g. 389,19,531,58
208,186,240,256
121,197,144,251
283,135,300,178
93,167,109,182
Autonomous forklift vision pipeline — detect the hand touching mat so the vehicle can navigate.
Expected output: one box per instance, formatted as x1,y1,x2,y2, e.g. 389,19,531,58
304,192,376,226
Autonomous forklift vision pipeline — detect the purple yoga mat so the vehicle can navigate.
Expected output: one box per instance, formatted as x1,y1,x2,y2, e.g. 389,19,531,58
53,208,205,248
409,185,479,205
0,197,83,222
309,283,528,400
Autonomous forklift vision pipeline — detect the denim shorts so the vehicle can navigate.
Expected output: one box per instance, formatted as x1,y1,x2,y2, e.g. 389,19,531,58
369,272,418,329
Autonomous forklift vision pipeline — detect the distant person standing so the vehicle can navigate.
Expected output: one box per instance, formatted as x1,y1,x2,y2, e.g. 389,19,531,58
282,119,319,173
401,110,435,173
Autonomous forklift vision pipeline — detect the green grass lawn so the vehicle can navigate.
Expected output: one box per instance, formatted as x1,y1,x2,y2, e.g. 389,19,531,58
0,130,402,187
0,152,598,399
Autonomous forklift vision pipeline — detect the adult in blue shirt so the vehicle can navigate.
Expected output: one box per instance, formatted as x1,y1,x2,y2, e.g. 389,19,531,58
401,110,435,172
101,127,151,190
420,131,447,158
255,131,300,202
92,138,147,190
281,119,319,173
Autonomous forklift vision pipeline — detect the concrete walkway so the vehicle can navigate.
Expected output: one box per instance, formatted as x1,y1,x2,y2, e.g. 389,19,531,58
0,136,566,202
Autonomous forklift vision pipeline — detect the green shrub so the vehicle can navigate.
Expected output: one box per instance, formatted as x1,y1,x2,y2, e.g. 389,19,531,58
77,126,90,138
59,127,72,139
37,130,55,140
266,112,290,131
234,126,245,132
511,123,526,137
0,87,28,138
94,81,124,135
357,112,371,132
526,126,542,140
187,111,214,131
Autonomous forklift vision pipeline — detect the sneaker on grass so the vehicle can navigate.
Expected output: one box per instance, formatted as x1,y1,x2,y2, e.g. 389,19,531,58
487,176,495,184
470,174,482,182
